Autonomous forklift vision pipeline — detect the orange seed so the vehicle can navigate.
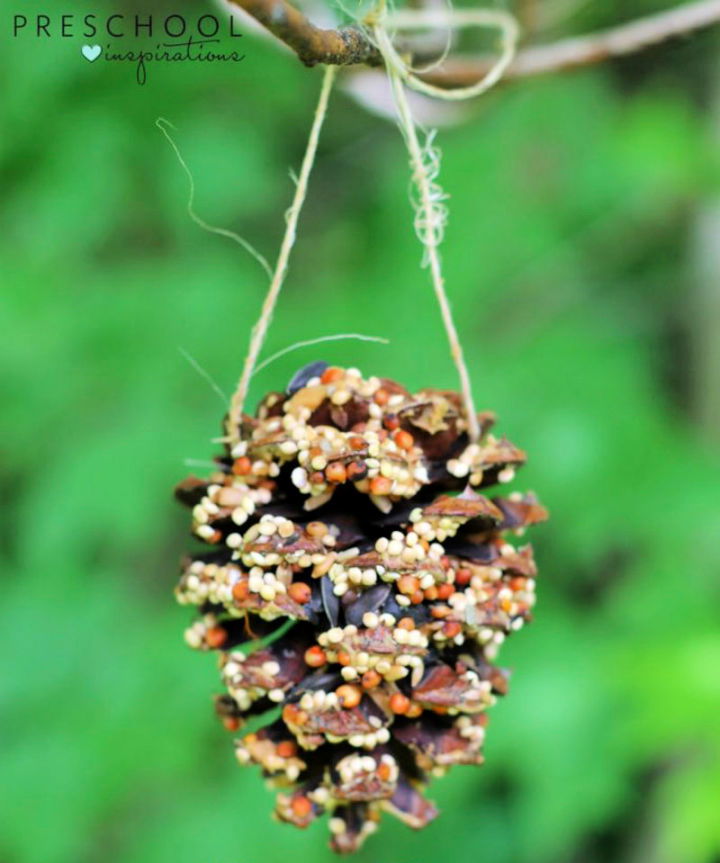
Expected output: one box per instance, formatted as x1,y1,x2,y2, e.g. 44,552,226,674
455,568,473,586
336,650,352,667
276,740,297,758
325,462,348,484
397,575,419,595
205,626,228,649
393,429,414,450
377,761,392,781
369,476,393,495
232,456,252,476
389,693,410,715
232,580,250,602
291,795,313,818
361,670,382,689
321,366,344,384
437,583,454,600
442,621,462,639
288,582,312,604
336,685,362,709
304,646,327,667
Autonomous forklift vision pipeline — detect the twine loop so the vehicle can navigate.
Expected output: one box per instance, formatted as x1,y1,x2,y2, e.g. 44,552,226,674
371,6,519,102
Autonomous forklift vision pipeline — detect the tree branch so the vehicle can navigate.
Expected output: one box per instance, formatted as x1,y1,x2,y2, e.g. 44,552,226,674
424,0,720,86
227,0,381,65
228,0,720,80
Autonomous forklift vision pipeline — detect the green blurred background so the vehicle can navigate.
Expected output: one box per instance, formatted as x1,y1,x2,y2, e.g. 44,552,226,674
3,1,720,861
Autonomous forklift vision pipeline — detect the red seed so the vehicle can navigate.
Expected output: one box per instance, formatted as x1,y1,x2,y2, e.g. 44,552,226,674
374,388,389,406
222,716,240,732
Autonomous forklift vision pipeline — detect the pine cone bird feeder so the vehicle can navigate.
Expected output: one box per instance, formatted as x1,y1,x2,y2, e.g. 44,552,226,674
175,363,547,853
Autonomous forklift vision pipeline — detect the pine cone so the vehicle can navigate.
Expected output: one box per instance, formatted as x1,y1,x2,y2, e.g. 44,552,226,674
175,364,547,853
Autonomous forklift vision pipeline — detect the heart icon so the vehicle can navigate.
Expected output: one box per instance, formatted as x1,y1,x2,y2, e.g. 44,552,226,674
81,44,101,62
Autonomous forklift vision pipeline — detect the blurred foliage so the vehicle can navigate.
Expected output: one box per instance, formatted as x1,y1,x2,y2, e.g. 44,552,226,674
2,1,720,862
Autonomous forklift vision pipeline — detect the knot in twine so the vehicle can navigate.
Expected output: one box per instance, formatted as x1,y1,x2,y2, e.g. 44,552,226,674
370,5,519,101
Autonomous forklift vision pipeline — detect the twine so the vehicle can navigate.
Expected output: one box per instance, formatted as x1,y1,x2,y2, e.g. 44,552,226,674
156,118,272,279
373,7,519,101
372,6,519,441
225,6,518,446
253,333,389,375
226,64,338,444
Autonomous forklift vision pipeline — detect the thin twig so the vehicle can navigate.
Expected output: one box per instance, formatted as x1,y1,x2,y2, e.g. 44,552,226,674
226,66,337,445
227,0,720,78
421,0,720,85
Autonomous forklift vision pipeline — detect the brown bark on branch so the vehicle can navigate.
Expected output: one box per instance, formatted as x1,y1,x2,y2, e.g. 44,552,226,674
227,0,720,80
227,0,381,65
